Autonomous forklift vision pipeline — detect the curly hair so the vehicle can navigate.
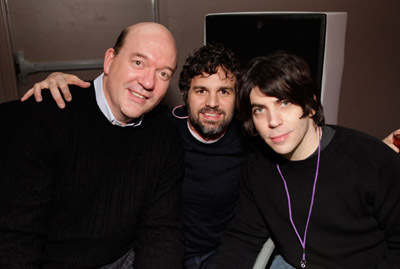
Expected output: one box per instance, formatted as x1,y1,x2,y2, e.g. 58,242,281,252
237,51,325,136
178,42,241,104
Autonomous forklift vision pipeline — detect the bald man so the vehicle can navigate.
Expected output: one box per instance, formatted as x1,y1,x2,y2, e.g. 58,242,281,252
0,22,185,268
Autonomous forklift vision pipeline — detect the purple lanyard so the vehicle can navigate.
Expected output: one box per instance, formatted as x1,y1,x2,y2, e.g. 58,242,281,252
276,126,321,269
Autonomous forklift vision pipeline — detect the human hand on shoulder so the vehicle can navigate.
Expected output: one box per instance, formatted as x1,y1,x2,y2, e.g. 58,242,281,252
382,129,400,153
20,72,91,109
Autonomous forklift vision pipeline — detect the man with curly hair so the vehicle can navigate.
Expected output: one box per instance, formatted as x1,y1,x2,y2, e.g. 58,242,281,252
171,43,244,268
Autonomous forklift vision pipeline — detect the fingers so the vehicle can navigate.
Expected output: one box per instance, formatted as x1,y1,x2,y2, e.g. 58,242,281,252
66,75,91,89
51,73,91,108
20,88,35,102
386,143,399,153
33,81,47,102
58,79,72,102
21,81,48,102
20,72,91,109
48,78,66,109
42,72,74,109
382,130,400,153
60,74,91,102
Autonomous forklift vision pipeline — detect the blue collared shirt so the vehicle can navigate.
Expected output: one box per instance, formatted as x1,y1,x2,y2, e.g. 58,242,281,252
94,73,143,127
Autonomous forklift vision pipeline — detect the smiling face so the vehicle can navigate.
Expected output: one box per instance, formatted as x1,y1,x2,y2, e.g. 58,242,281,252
102,23,177,125
250,87,319,160
187,66,236,140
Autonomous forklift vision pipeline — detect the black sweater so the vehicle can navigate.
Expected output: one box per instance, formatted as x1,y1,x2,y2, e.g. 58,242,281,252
217,125,400,268
0,85,185,268
169,106,246,259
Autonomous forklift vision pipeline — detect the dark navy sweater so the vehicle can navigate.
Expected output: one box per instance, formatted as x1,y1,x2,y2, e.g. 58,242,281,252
169,106,246,259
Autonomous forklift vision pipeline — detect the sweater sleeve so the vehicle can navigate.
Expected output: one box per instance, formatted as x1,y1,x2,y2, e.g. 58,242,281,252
369,150,400,268
0,101,56,268
216,159,270,269
132,129,185,269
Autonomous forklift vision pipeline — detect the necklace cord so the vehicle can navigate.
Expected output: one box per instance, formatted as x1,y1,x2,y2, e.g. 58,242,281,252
276,126,322,266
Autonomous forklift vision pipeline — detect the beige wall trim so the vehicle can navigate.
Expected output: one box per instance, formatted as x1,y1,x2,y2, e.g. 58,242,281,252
0,0,18,103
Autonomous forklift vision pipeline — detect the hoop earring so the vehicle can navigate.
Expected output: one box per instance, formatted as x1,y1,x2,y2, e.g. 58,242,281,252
171,105,188,119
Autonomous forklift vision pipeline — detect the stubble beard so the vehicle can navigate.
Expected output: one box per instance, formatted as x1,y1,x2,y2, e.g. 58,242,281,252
188,106,232,140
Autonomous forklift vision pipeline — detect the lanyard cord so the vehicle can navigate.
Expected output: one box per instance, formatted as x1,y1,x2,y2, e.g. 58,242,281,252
276,126,321,269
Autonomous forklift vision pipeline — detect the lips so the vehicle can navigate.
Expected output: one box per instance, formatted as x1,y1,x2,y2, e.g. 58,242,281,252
127,82,150,101
129,90,147,99
270,133,289,144
202,111,221,118
199,108,224,121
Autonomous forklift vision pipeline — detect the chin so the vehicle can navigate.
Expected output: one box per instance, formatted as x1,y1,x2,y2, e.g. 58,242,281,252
122,107,145,120
267,143,290,156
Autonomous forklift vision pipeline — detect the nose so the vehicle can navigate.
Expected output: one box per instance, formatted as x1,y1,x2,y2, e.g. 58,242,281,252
138,68,155,90
267,108,283,128
205,92,219,108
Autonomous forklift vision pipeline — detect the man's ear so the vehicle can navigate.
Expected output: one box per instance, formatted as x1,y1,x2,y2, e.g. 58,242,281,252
309,95,318,117
103,48,115,75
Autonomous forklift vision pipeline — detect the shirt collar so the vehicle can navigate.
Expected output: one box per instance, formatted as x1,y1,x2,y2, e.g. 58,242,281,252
94,73,143,127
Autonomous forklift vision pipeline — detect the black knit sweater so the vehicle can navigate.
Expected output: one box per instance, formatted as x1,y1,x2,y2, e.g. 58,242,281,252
169,106,246,259
0,85,185,268
216,125,400,268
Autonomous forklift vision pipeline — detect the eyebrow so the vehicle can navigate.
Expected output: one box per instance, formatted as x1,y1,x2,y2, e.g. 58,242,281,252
191,85,234,91
251,97,282,107
251,103,265,108
219,86,235,91
132,53,176,73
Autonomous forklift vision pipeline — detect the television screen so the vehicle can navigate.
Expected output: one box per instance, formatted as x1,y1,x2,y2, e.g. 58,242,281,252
205,12,347,124
205,13,326,99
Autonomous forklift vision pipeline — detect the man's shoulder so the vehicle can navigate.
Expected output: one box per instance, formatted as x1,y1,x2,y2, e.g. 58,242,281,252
0,99,26,129
0,93,62,124
0,98,23,114
145,105,171,123
331,125,386,149
55,83,97,114
142,105,181,136
329,125,398,164
68,83,95,101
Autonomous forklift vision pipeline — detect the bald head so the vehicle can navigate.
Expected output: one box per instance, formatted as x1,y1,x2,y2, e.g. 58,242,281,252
113,22,177,66
102,22,178,125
